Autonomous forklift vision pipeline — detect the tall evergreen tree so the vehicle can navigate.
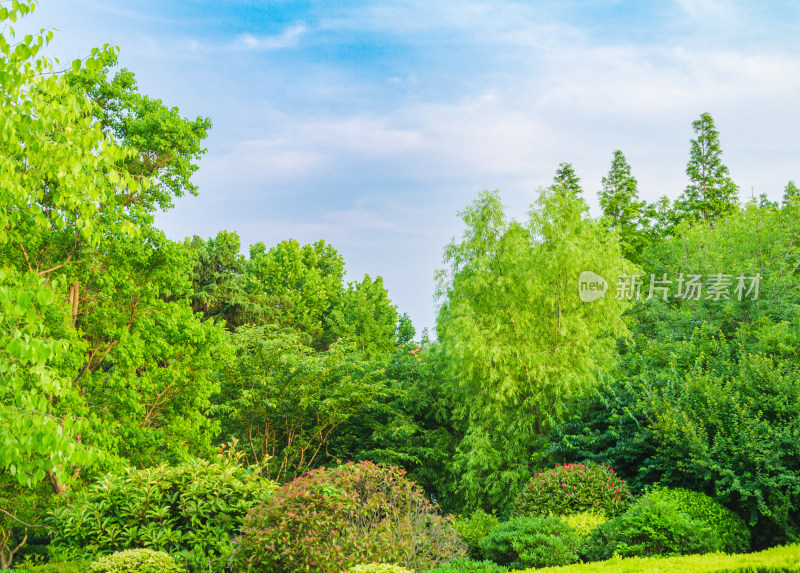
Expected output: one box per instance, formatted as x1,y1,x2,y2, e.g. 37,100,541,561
675,112,739,224
553,162,582,198
599,150,647,261
783,180,799,206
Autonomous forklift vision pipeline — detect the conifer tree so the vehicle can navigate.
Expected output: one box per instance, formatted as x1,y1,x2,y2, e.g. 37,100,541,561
675,112,739,224
599,150,647,260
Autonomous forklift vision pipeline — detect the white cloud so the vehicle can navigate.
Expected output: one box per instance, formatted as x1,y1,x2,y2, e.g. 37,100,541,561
234,24,307,51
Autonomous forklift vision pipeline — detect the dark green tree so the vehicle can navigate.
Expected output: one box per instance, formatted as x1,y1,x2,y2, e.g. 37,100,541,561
674,112,739,224
782,180,799,206
553,162,582,198
599,150,648,260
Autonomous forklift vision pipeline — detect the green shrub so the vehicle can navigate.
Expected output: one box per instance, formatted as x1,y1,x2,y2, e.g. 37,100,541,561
348,565,414,573
419,557,509,572
479,516,582,570
87,549,181,573
529,543,800,572
453,509,501,559
583,492,723,561
561,511,608,538
10,560,90,572
48,459,277,572
231,460,466,572
647,488,750,553
513,462,631,518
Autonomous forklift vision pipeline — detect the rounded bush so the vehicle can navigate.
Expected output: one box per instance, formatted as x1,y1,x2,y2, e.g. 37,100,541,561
49,459,277,572
231,461,466,572
453,509,501,559
648,488,750,553
583,491,723,561
348,565,414,573
478,516,582,569
513,462,631,518
419,557,509,572
88,549,181,573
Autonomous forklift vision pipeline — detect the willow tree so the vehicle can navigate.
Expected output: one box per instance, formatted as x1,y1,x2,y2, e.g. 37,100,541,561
435,171,637,509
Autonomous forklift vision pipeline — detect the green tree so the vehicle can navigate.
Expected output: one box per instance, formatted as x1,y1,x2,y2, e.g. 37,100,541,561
553,202,800,546
330,274,399,360
1,1,224,489
246,239,345,348
675,112,739,224
0,1,130,490
212,326,388,482
186,231,269,329
435,179,636,509
396,312,416,344
553,162,582,198
599,150,648,260
783,180,799,206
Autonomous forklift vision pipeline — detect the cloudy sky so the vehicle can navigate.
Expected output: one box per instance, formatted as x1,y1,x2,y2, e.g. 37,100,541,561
17,0,800,334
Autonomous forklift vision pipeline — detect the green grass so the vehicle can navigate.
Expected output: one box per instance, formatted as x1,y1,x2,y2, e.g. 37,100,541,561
525,544,800,573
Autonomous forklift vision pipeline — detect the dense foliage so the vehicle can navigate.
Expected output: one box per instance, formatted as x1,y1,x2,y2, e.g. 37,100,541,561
231,461,465,572
3,1,800,569
48,460,277,571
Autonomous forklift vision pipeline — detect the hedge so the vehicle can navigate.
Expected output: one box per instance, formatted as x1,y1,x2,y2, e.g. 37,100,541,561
528,544,800,572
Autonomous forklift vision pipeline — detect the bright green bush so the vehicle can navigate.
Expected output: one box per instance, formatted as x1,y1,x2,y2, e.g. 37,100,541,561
513,462,631,518
10,560,90,572
561,511,608,538
419,557,510,572
479,516,582,570
88,549,181,573
583,492,723,561
231,461,466,572
453,509,501,559
348,565,414,573
528,543,800,572
48,459,277,572
647,488,750,553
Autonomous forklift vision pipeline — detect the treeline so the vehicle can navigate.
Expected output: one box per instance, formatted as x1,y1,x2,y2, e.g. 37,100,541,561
2,2,800,565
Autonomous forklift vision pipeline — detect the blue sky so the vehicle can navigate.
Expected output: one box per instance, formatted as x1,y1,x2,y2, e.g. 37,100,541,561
17,0,800,334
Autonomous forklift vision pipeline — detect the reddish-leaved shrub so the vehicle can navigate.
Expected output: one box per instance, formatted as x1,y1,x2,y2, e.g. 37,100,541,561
512,461,631,518
230,461,466,572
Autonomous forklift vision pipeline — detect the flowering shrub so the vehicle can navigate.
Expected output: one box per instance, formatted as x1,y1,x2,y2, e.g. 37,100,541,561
231,461,466,572
512,462,631,517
